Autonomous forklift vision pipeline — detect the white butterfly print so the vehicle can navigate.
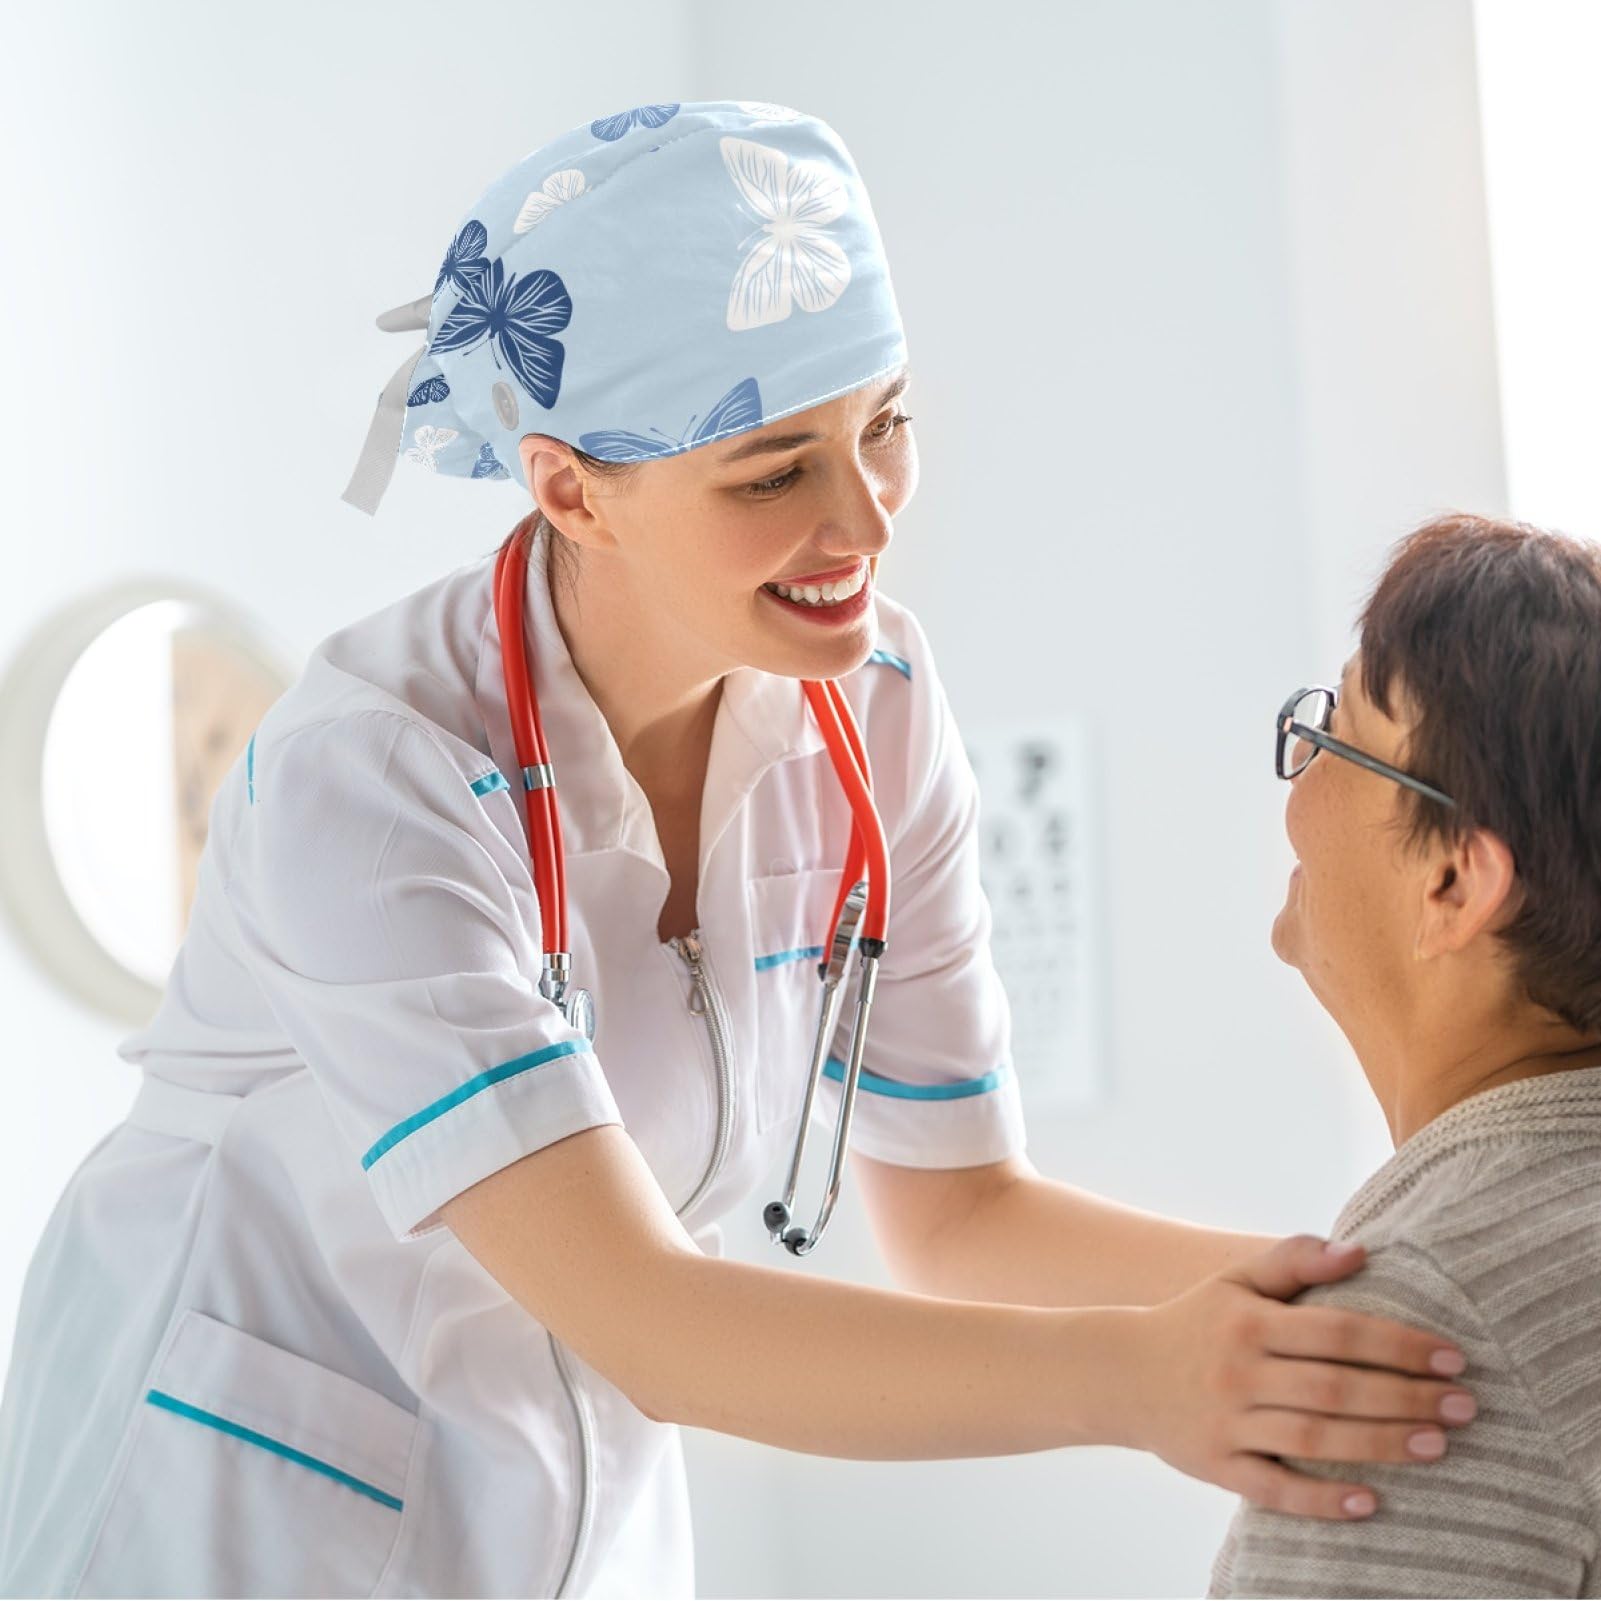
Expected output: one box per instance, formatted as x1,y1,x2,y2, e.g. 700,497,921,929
720,136,851,331
736,101,802,123
405,424,458,470
514,168,587,233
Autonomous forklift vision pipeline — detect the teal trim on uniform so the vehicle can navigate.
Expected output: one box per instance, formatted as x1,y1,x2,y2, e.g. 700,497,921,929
469,769,510,797
866,648,912,680
754,945,826,972
144,1390,404,1512
822,1056,1011,1100
361,1038,592,1170
246,733,256,805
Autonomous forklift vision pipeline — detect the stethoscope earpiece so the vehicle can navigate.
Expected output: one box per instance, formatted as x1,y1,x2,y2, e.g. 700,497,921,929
762,1201,812,1257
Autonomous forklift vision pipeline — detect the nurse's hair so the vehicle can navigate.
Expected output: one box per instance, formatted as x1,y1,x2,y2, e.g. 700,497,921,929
1358,513,1601,1034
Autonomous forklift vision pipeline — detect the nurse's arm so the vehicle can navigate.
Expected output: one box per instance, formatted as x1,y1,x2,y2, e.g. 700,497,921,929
441,1123,1471,1518
856,1152,1275,1307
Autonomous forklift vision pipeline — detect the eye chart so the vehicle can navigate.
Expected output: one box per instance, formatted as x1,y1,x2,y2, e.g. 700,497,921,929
961,718,1101,1110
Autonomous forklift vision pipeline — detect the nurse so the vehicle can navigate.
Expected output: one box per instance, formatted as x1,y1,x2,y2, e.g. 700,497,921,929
0,101,1475,1597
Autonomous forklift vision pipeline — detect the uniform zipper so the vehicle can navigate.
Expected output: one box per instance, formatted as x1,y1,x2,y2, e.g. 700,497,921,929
549,927,734,1597
669,928,736,1219
549,1331,598,1599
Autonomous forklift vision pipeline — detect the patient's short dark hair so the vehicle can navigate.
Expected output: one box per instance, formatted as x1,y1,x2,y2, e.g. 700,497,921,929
1359,513,1601,1035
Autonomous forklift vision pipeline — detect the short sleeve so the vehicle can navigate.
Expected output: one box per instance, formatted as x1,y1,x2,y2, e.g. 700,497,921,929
814,619,1028,1169
222,710,622,1240
1208,1244,1596,1598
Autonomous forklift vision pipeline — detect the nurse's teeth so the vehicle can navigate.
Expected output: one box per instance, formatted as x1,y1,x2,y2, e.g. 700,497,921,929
764,567,867,606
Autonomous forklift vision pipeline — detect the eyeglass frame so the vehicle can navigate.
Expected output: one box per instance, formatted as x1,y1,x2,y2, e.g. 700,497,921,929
1276,684,1457,810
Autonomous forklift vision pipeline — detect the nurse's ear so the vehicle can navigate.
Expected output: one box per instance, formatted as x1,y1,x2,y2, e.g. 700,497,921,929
518,434,626,554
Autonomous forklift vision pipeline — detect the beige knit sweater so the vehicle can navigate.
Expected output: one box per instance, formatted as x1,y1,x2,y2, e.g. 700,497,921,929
1209,1065,1601,1598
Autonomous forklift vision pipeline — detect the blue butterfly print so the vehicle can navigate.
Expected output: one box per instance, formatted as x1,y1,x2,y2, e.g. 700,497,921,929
406,375,450,406
434,220,490,299
431,257,572,409
590,102,680,142
579,377,763,462
471,442,510,480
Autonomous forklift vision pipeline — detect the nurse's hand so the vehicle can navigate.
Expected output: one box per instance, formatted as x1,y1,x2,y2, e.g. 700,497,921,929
1122,1233,1473,1520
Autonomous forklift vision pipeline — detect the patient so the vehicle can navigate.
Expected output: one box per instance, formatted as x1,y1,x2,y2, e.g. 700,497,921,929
1210,514,1601,1598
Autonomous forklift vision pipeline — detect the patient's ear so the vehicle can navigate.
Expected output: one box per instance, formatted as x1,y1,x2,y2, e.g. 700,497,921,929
1416,826,1519,959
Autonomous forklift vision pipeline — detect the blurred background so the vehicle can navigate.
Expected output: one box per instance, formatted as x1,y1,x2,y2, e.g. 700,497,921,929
0,0,1593,1593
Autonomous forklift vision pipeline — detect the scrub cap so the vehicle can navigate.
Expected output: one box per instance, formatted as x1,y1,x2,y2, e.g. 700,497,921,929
342,99,908,515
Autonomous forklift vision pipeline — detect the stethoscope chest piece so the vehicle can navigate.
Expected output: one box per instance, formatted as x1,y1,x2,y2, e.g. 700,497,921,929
539,954,598,1043
563,986,597,1043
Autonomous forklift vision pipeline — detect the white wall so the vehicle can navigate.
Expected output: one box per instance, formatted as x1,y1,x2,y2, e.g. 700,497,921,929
0,3,1505,1596
1474,0,1601,535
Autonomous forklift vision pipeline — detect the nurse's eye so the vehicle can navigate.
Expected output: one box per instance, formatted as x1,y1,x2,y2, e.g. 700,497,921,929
744,464,803,498
742,414,912,498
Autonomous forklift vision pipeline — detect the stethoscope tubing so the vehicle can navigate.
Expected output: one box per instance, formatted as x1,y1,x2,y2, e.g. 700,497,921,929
803,678,889,943
494,525,566,959
493,524,891,1255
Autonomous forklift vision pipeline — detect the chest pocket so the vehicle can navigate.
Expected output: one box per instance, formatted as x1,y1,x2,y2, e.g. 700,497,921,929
747,867,847,1134
75,1309,417,1597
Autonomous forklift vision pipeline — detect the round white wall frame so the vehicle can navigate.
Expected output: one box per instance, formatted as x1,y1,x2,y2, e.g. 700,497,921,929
0,580,296,1025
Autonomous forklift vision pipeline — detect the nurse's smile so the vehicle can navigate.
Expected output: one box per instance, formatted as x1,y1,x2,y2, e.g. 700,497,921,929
758,560,875,626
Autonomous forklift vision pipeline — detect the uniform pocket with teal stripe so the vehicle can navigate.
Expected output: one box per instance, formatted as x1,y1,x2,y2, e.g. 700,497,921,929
75,1309,417,1595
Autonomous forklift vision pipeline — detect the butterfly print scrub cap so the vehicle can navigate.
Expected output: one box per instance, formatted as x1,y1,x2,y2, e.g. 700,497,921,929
342,99,908,514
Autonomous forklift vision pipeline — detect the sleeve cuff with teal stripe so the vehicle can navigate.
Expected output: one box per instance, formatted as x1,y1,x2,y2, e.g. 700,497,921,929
811,1057,1027,1168
361,1039,623,1239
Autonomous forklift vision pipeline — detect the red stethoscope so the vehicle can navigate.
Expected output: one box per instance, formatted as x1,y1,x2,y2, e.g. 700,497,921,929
492,527,892,1256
